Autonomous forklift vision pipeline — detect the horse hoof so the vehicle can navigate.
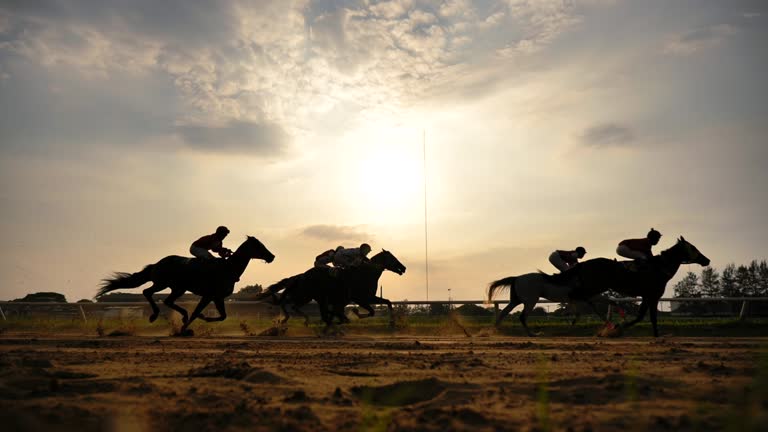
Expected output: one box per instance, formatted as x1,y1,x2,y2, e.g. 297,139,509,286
149,314,158,323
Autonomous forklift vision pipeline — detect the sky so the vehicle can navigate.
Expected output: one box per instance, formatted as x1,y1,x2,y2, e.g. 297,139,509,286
1,0,767,303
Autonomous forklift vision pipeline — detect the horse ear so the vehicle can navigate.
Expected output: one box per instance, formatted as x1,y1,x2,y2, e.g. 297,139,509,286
680,235,686,242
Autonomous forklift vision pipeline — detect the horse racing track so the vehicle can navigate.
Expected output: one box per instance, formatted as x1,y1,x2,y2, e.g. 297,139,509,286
0,335,765,431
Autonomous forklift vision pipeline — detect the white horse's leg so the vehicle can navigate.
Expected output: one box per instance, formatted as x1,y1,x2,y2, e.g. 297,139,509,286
519,301,538,337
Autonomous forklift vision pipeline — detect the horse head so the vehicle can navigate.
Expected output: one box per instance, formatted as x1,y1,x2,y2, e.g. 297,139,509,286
371,249,406,275
675,236,710,267
241,236,275,263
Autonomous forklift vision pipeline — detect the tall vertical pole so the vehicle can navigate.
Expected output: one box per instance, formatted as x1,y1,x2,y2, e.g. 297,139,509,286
423,129,429,302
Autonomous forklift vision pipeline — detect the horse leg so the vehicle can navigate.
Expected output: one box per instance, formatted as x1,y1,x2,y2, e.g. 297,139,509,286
622,300,649,329
201,297,227,322
567,302,581,326
370,296,394,326
519,301,537,337
278,299,291,325
163,288,189,324
290,304,310,326
142,284,165,323
649,300,660,337
179,296,212,333
495,302,519,327
353,304,375,319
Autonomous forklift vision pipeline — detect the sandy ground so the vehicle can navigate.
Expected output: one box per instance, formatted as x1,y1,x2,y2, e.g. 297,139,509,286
0,333,766,432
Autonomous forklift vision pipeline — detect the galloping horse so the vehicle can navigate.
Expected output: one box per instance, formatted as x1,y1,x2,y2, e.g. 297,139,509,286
487,272,584,336
97,236,275,333
263,250,406,328
545,236,710,337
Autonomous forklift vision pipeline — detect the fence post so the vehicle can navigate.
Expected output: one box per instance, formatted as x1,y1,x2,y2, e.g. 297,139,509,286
606,304,613,321
0,306,6,321
738,300,749,321
493,303,499,321
79,305,88,323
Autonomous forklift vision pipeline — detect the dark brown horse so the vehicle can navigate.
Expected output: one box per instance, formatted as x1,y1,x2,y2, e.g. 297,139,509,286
97,236,275,333
544,236,710,337
262,250,406,328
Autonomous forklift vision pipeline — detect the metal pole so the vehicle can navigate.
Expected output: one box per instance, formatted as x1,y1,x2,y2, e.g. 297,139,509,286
79,305,88,323
739,300,749,321
0,306,6,321
423,129,429,302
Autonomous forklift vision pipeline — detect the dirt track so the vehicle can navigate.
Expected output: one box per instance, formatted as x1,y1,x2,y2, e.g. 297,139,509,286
0,334,765,431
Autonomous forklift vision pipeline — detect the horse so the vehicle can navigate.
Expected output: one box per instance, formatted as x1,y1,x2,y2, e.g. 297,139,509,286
487,272,589,336
262,249,406,328
97,236,275,334
545,236,710,337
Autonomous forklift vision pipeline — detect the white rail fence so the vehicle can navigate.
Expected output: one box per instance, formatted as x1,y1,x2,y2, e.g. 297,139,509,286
1,297,767,323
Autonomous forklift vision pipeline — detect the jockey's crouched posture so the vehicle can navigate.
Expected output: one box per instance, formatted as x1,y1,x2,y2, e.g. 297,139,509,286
190,226,233,259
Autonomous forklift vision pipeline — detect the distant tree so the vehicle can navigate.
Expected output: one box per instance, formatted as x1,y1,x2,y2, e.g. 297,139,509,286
720,264,739,297
700,267,720,297
429,303,450,316
231,284,264,301
13,292,67,303
455,303,494,316
674,272,700,298
757,260,768,296
735,265,754,297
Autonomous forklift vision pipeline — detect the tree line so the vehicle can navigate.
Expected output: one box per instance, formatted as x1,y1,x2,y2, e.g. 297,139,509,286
673,260,768,298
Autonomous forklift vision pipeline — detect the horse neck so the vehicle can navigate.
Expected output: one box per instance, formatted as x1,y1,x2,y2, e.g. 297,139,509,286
362,261,386,278
657,247,685,279
227,245,253,278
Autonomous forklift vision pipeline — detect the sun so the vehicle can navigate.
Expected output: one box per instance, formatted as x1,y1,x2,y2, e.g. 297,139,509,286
355,143,423,222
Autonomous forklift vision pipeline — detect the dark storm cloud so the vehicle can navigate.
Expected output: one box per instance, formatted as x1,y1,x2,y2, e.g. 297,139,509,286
300,225,370,243
176,120,289,156
580,123,635,148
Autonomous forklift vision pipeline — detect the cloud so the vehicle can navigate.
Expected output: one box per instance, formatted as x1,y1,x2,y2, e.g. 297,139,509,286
0,0,591,157
579,123,634,148
300,225,371,243
176,120,289,155
663,24,738,55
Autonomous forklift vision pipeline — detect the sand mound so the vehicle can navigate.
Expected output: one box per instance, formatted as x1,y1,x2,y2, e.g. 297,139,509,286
352,377,446,406
188,361,288,384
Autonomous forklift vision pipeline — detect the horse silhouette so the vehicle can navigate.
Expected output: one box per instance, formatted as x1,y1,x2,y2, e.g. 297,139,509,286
487,272,590,336
97,236,275,334
545,236,710,337
263,250,406,328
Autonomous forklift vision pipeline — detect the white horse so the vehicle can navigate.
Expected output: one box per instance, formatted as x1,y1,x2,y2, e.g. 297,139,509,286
487,272,580,336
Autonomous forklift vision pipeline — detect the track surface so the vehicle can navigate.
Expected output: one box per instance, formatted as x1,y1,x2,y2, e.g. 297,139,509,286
1,335,766,431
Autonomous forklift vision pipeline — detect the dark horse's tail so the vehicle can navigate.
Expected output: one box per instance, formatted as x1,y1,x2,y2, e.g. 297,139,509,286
97,265,154,298
253,274,302,302
487,276,517,303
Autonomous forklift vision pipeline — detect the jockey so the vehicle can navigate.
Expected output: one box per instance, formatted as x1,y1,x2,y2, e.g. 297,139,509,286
190,226,233,259
548,247,586,272
332,243,372,269
314,246,343,268
616,228,662,261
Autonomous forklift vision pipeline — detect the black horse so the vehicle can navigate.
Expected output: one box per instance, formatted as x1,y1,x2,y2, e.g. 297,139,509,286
545,236,710,337
263,250,406,328
97,236,275,333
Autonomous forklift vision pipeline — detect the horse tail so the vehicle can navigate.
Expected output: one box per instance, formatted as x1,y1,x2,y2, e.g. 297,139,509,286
488,276,517,302
97,265,154,298
267,275,301,294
